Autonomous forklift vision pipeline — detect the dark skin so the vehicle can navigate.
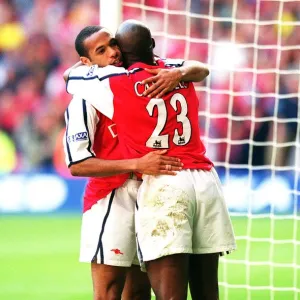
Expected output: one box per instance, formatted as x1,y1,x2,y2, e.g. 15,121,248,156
116,21,209,99
70,150,183,177
91,264,152,300
115,20,217,300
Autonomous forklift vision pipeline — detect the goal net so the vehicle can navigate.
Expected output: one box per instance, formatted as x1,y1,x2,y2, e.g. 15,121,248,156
100,0,300,299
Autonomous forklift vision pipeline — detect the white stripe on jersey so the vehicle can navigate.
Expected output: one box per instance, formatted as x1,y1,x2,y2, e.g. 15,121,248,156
63,95,99,167
67,64,126,95
68,64,127,80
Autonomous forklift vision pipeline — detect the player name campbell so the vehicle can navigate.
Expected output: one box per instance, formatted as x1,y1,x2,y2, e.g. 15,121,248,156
134,81,189,97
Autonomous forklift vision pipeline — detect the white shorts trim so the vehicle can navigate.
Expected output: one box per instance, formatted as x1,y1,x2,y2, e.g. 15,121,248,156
136,168,236,263
80,179,141,267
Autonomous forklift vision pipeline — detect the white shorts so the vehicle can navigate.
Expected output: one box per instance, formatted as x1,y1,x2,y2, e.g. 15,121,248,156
80,179,141,267
135,168,236,263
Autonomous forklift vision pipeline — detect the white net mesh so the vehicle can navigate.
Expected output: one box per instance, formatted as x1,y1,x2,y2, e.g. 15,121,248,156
120,0,300,299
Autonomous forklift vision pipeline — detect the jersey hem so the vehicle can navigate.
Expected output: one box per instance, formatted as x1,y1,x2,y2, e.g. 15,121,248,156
79,257,135,267
192,245,237,254
142,247,192,262
140,245,237,263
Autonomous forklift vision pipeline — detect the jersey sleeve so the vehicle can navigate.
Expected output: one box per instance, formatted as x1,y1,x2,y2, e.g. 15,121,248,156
66,65,96,95
63,95,99,167
66,65,126,120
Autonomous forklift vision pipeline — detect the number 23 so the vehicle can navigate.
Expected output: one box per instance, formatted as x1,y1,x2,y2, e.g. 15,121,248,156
146,93,192,148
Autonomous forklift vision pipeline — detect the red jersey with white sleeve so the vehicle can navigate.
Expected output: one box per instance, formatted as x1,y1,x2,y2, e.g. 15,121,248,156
67,60,213,170
63,95,128,213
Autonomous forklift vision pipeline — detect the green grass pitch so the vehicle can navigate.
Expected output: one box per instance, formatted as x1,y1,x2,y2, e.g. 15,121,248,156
1,215,299,299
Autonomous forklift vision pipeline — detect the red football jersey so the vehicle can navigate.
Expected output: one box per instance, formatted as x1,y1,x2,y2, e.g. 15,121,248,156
111,63,212,169
83,112,128,212
64,96,128,212
67,61,213,170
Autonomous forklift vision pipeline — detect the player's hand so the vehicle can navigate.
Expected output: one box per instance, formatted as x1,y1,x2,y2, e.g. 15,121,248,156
142,68,182,98
135,150,183,176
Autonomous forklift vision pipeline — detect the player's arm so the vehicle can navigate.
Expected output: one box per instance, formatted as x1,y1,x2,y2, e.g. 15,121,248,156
142,60,209,98
64,96,182,177
179,60,209,82
69,150,183,177
63,61,84,82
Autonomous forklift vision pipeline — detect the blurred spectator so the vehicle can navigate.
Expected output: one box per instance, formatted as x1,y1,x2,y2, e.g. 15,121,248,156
0,0,26,52
0,0,99,173
0,0,299,174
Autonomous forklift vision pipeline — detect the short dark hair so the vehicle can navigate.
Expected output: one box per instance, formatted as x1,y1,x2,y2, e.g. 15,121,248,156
75,25,104,57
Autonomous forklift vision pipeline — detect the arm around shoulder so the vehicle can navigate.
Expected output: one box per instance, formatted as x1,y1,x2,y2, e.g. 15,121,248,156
179,60,209,82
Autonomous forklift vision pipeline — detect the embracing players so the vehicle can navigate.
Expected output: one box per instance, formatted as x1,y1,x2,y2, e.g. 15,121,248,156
66,20,236,300
63,24,211,300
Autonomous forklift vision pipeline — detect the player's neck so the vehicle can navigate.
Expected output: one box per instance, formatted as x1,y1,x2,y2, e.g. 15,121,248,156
125,54,155,68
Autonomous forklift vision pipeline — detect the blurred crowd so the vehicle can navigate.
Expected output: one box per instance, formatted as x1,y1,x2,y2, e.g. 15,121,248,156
0,0,299,174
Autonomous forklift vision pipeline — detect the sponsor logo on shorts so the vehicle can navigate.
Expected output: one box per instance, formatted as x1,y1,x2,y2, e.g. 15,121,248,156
111,249,124,255
67,132,88,143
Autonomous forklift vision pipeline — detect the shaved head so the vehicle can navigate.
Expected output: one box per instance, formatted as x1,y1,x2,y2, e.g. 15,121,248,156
115,19,155,67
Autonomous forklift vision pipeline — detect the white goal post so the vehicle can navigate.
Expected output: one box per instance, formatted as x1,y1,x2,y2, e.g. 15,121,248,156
99,0,122,34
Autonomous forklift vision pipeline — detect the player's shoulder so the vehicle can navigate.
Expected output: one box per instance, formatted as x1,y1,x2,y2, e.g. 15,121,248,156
68,65,95,78
68,64,127,80
98,65,127,81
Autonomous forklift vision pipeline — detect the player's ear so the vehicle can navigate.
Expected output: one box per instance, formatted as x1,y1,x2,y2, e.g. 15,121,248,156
151,38,155,49
80,56,92,66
